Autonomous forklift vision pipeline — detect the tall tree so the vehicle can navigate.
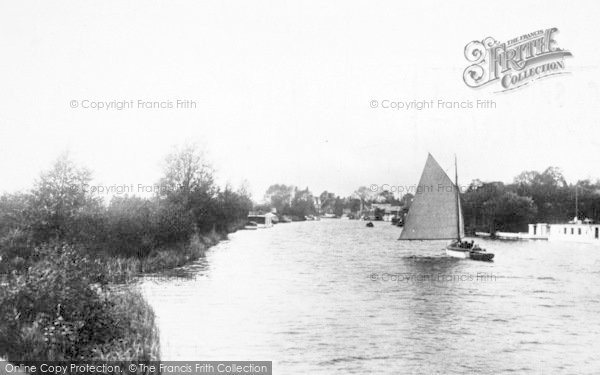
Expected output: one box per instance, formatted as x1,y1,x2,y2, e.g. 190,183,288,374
319,191,336,214
29,153,97,242
290,187,316,218
512,167,569,222
264,184,294,214
160,144,215,203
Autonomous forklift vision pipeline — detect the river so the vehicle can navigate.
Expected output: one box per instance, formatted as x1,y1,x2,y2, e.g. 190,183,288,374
140,220,600,374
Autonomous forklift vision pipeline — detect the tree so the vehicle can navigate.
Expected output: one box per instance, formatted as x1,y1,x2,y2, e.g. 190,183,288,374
289,187,316,218
210,184,253,233
378,190,400,205
462,180,537,233
462,181,505,233
159,145,219,234
0,193,30,236
105,196,157,258
264,184,294,214
333,196,345,217
493,192,537,232
512,167,569,222
399,193,414,210
319,191,336,214
569,180,600,222
28,153,97,243
160,144,215,204
353,186,376,203
346,198,362,213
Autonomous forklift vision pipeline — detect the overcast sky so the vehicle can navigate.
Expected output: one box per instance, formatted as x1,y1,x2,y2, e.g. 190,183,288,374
1,1,598,201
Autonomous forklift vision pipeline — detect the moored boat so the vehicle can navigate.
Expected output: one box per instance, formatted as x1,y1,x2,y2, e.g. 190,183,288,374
244,221,258,230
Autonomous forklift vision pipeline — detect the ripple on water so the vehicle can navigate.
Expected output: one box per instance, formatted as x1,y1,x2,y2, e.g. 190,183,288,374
141,220,600,374
318,355,391,366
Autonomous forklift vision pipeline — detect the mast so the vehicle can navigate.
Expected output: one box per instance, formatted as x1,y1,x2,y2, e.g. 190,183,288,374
455,154,461,242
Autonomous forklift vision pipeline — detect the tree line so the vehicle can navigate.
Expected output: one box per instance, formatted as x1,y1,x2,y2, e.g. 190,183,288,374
0,146,252,271
462,167,600,234
260,166,600,234
257,184,414,219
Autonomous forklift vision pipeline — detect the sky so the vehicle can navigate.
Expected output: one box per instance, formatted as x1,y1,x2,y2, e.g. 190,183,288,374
0,0,599,202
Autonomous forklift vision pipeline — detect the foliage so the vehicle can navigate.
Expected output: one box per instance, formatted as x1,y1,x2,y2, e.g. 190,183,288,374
462,181,538,233
289,187,316,218
512,167,570,222
159,144,215,202
0,244,159,362
264,184,294,214
0,193,30,236
27,153,98,244
103,197,158,258
259,166,600,231
0,148,250,266
0,146,253,363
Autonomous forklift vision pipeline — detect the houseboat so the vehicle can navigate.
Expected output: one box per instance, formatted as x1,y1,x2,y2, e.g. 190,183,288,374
529,217,600,244
247,212,276,228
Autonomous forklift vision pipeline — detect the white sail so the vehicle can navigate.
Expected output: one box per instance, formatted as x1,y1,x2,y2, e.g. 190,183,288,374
399,153,464,240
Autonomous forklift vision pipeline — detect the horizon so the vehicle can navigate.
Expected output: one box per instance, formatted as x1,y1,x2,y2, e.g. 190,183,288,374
0,148,593,204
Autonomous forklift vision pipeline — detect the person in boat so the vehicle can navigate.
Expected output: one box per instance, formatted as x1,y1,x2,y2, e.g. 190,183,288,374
454,240,467,248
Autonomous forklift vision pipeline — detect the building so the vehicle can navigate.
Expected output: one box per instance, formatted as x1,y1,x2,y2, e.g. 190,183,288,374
371,203,403,221
529,217,600,243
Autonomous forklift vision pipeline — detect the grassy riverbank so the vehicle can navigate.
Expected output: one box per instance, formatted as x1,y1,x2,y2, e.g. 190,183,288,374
0,147,251,363
0,228,236,364
100,227,235,283
0,245,160,363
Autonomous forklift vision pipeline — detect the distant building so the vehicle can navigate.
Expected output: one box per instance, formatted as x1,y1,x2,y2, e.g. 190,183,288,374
371,203,402,221
529,217,600,243
313,196,321,214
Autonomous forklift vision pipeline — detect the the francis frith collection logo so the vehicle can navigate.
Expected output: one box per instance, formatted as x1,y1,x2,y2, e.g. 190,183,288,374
463,28,572,92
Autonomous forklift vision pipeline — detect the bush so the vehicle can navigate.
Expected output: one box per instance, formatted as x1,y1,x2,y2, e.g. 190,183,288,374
103,197,158,258
91,290,160,362
0,244,159,362
155,199,194,247
0,228,33,274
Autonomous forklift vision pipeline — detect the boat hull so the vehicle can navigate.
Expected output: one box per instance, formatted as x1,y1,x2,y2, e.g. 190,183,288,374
469,251,494,261
445,246,470,259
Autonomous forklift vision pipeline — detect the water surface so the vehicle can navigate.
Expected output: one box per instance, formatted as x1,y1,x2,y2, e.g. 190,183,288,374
141,220,600,374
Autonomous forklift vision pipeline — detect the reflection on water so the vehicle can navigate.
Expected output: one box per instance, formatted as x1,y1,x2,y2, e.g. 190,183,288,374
141,220,600,374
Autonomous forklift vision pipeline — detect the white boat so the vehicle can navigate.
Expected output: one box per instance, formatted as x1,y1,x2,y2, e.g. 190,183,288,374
244,221,258,230
399,153,494,261
445,246,470,258
247,213,276,228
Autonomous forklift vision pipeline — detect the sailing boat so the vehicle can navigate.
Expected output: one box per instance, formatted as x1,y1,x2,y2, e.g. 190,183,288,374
399,153,494,261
